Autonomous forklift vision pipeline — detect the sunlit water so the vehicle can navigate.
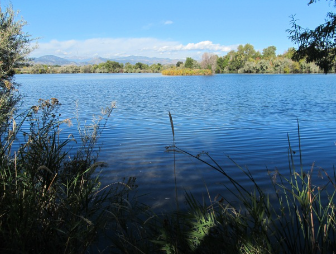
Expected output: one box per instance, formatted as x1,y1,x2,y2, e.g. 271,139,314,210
16,73,336,210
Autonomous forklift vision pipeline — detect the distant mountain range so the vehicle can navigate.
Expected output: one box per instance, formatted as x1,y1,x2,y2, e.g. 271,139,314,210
32,55,182,66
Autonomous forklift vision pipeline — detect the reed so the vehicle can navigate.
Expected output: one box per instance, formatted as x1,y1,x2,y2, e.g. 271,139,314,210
162,68,213,76
158,118,336,253
0,98,144,253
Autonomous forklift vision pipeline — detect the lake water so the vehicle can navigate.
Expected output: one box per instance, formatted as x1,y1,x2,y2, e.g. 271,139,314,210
16,73,336,209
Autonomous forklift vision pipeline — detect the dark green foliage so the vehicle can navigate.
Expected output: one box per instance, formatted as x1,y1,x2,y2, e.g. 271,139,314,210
262,46,277,59
99,60,124,73
134,62,148,70
288,1,336,73
215,56,229,73
184,57,194,69
0,5,33,151
176,61,183,67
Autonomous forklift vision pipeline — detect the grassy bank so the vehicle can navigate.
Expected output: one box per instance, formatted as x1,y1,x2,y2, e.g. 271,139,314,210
162,68,213,76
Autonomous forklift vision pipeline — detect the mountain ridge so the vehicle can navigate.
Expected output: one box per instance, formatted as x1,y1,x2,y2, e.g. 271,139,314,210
32,55,182,66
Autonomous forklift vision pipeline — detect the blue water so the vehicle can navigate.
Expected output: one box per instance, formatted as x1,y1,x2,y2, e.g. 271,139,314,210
15,73,336,209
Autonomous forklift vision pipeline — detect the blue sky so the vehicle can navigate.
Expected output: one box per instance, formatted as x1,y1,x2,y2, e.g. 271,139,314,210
3,0,335,60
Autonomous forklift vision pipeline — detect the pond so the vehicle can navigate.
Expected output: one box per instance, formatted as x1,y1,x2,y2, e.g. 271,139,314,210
16,73,336,210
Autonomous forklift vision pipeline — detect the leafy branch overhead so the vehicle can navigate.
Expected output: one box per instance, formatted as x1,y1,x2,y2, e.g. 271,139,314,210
288,0,336,73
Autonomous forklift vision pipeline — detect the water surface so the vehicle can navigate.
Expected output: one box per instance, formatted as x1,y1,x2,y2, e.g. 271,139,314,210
16,73,336,209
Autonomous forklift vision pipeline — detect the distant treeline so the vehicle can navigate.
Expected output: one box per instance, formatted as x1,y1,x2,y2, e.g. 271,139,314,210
16,44,324,75
214,45,322,74
16,61,165,74
190,45,322,74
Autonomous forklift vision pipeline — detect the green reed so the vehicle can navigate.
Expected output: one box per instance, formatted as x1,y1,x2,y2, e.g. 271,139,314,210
0,98,146,253
156,118,336,254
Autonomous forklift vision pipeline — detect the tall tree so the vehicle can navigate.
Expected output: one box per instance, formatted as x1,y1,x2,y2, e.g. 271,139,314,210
184,57,194,68
240,44,257,61
0,5,33,149
200,53,218,72
288,0,336,73
216,56,229,73
262,46,277,59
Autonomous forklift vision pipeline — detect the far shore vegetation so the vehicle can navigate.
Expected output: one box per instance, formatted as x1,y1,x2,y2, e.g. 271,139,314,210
16,44,326,75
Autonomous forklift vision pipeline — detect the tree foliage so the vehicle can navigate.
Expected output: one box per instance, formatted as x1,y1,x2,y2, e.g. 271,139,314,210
214,44,321,74
0,5,32,81
262,46,277,59
288,0,336,73
176,61,183,67
184,57,194,68
0,5,33,148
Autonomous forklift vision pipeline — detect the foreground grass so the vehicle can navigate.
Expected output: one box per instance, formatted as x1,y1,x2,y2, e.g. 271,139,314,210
1,102,336,253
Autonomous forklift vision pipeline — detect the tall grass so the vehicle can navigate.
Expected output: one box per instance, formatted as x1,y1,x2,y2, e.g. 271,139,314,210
162,68,212,76
157,117,336,253
0,98,148,253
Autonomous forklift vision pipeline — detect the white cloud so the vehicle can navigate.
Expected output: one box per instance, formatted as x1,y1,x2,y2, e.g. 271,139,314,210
156,41,234,52
164,20,173,25
31,38,237,60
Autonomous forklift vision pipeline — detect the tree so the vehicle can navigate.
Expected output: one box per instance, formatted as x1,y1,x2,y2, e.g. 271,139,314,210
281,47,296,59
184,57,194,68
200,53,218,72
227,50,244,72
262,46,277,59
104,60,123,73
256,59,272,73
288,0,336,73
134,62,147,70
176,61,183,67
124,62,133,73
216,56,229,73
243,61,257,73
239,44,257,61
0,5,33,148
150,63,162,73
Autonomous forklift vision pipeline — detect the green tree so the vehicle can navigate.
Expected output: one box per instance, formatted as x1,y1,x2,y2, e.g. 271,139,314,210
124,62,133,73
232,44,259,71
262,46,277,59
184,57,194,68
105,60,123,72
288,0,336,73
0,5,33,147
240,44,257,61
149,63,162,73
216,56,229,73
281,47,296,59
80,65,93,73
227,50,244,72
134,62,148,70
176,61,183,67
243,61,257,73
256,59,272,73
